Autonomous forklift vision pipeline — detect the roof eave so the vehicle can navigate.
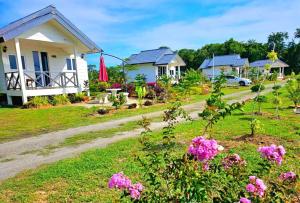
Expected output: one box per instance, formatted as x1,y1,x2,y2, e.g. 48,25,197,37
0,5,101,53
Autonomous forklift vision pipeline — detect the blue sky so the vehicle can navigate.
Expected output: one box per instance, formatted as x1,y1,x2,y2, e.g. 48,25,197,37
0,0,299,66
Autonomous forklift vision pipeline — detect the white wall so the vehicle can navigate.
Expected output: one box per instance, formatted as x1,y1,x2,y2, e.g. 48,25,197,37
1,38,89,92
127,64,157,83
201,66,238,78
19,21,74,45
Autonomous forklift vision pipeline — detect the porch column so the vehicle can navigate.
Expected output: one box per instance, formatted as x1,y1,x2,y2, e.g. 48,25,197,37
178,66,181,79
166,65,169,77
15,38,27,104
73,47,80,90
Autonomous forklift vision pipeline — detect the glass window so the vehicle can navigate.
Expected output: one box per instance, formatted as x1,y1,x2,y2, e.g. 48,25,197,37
66,58,72,70
32,51,40,72
21,56,26,69
72,59,77,70
8,55,17,69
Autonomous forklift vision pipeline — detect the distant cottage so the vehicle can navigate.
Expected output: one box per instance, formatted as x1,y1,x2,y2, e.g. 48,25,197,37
250,59,288,79
127,47,186,83
199,54,249,78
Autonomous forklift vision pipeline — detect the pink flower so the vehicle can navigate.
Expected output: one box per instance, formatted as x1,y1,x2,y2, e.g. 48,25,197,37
279,171,297,182
222,154,246,170
108,172,132,189
249,176,256,182
246,184,256,193
129,188,141,200
245,176,267,197
188,136,220,162
108,173,144,200
240,197,251,203
258,144,285,165
129,183,144,200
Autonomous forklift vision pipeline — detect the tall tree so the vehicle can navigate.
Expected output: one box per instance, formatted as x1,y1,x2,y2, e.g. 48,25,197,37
267,32,289,57
295,28,300,39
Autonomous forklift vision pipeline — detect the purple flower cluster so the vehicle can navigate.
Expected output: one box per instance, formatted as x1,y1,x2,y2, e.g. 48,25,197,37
258,144,285,165
239,197,251,203
222,154,246,170
108,172,143,200
279,171,297,182
129,183,144,200
188,136,219,162
246,176,267,197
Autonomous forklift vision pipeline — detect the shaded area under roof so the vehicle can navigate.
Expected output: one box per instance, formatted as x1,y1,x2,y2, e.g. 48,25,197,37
0,5,101,52
250,59,289,68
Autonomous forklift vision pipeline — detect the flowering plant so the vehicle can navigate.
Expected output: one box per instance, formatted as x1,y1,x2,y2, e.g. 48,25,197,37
246,176,267,197
258,144,285,165
108,172,143,200
279,171,297,182
222,154,246,170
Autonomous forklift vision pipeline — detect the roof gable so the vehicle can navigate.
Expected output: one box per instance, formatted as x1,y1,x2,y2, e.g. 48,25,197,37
127,47,186,66
0,5,101,52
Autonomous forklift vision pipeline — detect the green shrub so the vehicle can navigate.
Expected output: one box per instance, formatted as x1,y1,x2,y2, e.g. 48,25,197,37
52,94,70,106
89,81,110,93
68,92,85,103
251,84,265,92
25,96,50,108
109,93,126,109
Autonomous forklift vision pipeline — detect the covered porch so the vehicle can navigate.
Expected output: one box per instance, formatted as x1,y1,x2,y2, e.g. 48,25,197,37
2,38,82,104
156,65,181,82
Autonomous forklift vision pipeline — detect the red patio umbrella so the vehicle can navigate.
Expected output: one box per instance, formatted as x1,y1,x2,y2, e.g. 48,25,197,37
99,55,108,82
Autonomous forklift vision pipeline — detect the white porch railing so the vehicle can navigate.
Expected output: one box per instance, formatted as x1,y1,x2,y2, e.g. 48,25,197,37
5,71,78,90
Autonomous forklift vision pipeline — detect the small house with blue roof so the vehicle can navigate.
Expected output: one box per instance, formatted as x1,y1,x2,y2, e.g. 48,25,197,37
199,54,249,78
126,47,186,83
0,5,101,105
250,59,288,79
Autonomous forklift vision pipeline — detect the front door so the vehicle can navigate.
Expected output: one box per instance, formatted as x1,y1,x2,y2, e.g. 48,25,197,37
32,51,50,87
40,52,50,86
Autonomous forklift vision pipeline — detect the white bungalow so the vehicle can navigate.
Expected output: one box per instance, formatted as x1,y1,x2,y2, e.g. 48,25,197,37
250,59,289,79
0,5,101,105
126,47,186,83
199,54,249,78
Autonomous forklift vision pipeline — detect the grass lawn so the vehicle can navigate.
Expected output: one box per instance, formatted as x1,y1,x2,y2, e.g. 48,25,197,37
0,89,298,202
0,85,250,143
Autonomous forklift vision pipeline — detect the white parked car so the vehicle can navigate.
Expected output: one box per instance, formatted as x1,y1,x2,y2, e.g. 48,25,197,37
225,75,252,86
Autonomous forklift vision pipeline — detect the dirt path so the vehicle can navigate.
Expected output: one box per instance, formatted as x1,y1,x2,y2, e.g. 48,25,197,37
0,84,277,180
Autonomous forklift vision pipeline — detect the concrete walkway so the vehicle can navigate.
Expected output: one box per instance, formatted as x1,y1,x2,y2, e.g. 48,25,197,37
0,84,277,180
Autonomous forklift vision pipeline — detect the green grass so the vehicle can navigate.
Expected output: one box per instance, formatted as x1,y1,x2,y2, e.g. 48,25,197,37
59,120,141,147
0,89,298,202
0,86,251,143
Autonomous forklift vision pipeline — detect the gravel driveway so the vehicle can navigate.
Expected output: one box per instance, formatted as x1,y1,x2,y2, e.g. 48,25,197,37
0,84,278,180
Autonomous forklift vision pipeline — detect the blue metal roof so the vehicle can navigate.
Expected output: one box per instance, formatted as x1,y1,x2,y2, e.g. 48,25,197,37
250,59,289,68
156,53,177,65
0,5,101,52
127,47,182,65
199,54,248,69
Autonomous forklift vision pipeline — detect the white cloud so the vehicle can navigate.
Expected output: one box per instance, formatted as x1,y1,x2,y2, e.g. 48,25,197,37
124,0,300,50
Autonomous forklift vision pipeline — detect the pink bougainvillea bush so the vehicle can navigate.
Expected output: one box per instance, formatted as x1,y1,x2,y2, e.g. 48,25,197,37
239,197,251,203
222,153,246,170
108,172,143,200
108,138,298,202
246,176,267,197
279,171,297,182
258,144,285,165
